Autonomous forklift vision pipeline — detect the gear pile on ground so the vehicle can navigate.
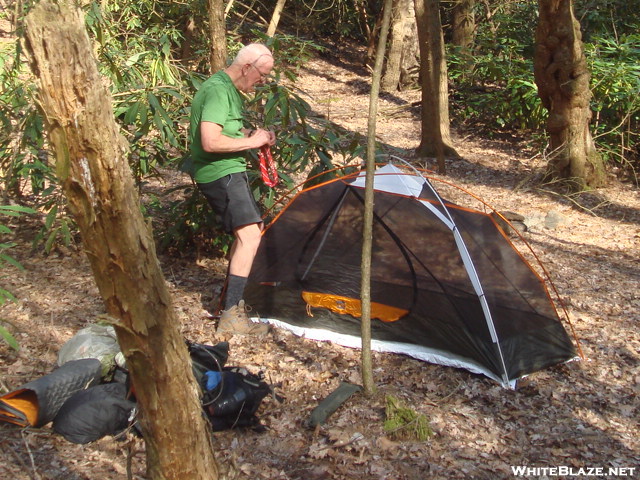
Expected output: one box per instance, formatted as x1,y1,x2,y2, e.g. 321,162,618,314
1,330,274,446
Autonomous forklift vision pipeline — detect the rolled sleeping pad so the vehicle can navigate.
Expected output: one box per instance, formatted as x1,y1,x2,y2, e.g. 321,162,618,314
0,358,102,427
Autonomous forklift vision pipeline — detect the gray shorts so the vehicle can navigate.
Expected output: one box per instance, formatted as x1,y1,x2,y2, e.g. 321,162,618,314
197,172,262,233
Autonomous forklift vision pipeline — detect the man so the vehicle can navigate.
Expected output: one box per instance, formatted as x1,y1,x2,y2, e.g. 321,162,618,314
189,43,275,336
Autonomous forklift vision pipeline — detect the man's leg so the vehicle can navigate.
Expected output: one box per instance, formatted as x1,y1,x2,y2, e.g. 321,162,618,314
198,172,267,335
229,222,262,277
224,222,262,310
218,221,269,335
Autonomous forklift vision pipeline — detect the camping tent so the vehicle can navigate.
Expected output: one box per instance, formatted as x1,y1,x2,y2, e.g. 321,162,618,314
245,163,578,387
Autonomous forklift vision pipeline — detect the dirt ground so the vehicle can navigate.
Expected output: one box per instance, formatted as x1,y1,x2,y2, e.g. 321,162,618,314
1,50,639,480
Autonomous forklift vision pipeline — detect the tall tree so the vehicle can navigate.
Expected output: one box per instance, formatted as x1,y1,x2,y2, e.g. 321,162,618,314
413,0,458,172
22,2,218,479
209,0,227,72
365,7,385,66
267,0,288,36
449,0,476,79
362,0,394,397
534,0,606,188
381,0,413,92
181,16,197,64
451,0,475,69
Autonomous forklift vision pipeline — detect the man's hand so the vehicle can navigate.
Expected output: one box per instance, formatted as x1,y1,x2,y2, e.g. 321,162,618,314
201,122,274,153
251,128,276,147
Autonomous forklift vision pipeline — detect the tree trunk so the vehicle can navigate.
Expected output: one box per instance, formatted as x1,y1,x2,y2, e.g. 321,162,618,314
534,0,606,188
381,0,412,92
209,0,227,72
366,7,384,66
451,0,475,77
266,0,287,36
451,0,475,51
413,0,458,171
181,16,196,64
356,0,372,48
22,2,218,479
362,0,393,398
399,1,420,88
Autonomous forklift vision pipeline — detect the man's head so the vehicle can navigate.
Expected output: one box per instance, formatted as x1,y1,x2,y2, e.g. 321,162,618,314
227,43,274,93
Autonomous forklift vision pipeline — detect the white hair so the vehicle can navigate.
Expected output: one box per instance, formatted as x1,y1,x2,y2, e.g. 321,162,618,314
232,43,273,67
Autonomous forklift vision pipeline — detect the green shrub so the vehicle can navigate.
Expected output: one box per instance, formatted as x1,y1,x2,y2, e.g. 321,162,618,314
586,34,640,176
0,204,36,351
86,0,198,185
448,42,544,132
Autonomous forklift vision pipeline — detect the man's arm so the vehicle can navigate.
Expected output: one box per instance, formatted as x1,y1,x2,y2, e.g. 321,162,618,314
200,122,274,153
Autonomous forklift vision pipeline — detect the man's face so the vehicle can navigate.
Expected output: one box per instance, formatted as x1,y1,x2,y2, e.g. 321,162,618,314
242,54,274,92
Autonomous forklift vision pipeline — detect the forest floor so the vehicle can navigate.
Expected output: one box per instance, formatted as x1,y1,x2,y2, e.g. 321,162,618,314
1,45,639,480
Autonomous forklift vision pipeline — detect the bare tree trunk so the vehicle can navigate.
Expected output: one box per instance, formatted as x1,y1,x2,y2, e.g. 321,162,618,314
266,0,287,36
413,0,458,171
356,0,372,46
181,16,196,64
400,2,420,87
209,0,228,72
381,0,412,92
362,0,393,398
534,0,606,188
366,7,384,66
451,0,475,76
225,0,236,15
451,0,475,50
22,2,218,479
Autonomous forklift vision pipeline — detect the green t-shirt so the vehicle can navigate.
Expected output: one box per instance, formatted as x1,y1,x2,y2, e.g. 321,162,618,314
189,71,246,184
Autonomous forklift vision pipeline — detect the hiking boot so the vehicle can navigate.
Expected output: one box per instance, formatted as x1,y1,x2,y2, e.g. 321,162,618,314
217,300,270,336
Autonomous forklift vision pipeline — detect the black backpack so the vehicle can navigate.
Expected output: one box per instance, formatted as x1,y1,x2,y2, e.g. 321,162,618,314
201,367,271,432
187,340,229,382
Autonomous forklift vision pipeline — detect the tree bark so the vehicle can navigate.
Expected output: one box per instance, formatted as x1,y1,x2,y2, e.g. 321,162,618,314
451,0,475,77
356,0,372,48
534,0,606,188
451,0,475,51
225,0,236,16
209,0,228,72
362,0,393,398
22,2,218,479
266,0,287,36
181,16,197,64
381,0,412,92
365,6,384,66
413,0,458,171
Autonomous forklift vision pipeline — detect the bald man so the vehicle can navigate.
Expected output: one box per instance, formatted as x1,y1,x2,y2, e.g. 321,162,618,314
189,43,275,336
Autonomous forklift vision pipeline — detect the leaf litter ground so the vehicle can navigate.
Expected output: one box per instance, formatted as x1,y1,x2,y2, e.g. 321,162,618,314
1,52,639,480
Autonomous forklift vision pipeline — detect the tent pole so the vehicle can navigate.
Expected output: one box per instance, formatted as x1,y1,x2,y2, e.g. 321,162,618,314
300,188,350,282
417,173,513,386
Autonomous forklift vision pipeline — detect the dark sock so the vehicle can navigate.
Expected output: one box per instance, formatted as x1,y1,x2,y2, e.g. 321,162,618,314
224,274,248,310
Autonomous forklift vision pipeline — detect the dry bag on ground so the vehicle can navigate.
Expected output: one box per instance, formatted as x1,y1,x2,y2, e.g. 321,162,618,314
57,324,120,376
52,382,136,444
